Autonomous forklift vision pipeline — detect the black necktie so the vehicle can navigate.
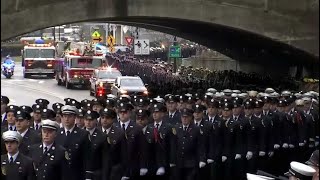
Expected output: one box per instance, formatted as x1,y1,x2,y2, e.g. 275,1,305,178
104,130,107,134
196,122,199,126
9,156,13,163
44,146,48,154
210,118,213,123
184,126,188,131
66,130,70,136
35,124,39,130
9,126,13,131
122,124,126,131
156,123,159,130
170,114,173,118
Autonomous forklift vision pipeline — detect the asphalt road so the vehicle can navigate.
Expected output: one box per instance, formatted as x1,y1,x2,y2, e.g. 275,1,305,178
1,66,92,107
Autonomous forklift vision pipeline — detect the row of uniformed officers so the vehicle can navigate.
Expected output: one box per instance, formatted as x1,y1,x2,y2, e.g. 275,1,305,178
0,88,319,180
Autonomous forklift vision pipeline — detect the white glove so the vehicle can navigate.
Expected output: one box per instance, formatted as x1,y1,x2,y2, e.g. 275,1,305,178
282,143,289,149
199,162,206,168
222,156,227,162
274,144,280,149
289,144,295,148
121,177,130,180
156,167,165,176
315,141,319,147
268,151,274,157
235,154,242,160
299,143,305,147
246,151,253,160
207,159,214,164
140,168,148,176
310,138,315,142
169,164,176,167
259,151,266,156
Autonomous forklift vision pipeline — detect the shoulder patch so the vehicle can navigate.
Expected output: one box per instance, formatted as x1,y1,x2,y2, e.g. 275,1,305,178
172,128,176,135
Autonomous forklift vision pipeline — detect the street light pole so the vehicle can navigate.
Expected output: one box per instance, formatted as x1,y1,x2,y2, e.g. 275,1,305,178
173,36,177,73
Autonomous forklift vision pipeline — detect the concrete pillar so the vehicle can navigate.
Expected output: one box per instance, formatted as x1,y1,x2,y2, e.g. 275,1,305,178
115,25,121,45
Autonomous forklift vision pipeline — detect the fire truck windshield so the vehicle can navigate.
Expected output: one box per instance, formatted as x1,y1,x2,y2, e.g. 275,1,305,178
70,58,102,68
25,49,55,58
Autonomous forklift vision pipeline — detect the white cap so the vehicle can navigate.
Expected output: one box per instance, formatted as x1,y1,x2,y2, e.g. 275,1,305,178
265,88,275,94
246,173,275,180
213,92,223,99
41,119,60,130
302,97,312,103
281,91,292,96
207,88,217,94
303,93,313,98
61,105,78,114
295,99,304,106
269,92,280,98
294,93,302,98
223,89,232,96
248,90,258,97
2,131,22,143
285,161,316,178
239,93,248,99
231,93,238,98
232,90,241,94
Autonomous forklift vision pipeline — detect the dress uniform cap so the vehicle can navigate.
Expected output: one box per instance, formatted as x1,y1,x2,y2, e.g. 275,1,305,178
80,99,91,107
277,100,288,107
1,96,9,104
265,88,275,94
41,109,56,119
301,97,312,103
2,131,22,143
152,103,167,112
52,103,64,110
207,88,217,94
61,105,78,114
305,150,319,168
181,108,194,117
35,98,50,107
284,161,316,178
232,90,241,94
295,99,304,106
246,173,275,180
254,100,264,108
136,109,150,118
117,103,134,112
221,100,233,111
281,91,292,96
20,106,33,114
193,104,206,112
165,95,179,103
294,93,302,98
32,104,43,113
248,90,258,97
15,110,31,120
77,109,85,117
99,108,116,118
153,96,165,104
41,119,60,131
239,93,248,99
233,97,243,107
84,110,100,120
208,99,220,108
244,99,255,109
223,89,232,96
6,105,19,113
302,93,313,99
269,92,280,98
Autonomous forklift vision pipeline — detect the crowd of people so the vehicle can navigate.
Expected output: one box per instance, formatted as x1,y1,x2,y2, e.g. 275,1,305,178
1,86,319,180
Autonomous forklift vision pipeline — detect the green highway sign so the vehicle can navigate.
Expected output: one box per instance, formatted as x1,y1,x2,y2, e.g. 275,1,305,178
169,46,181,58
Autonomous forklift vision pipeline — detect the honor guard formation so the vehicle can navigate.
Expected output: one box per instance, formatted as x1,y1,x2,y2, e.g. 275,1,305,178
1,87,319,180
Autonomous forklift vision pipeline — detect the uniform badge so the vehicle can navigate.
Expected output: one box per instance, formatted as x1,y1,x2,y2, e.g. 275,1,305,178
1,166,6,175
107,137,111,144
240,125,243,130
230,128,233,132
65,151,70,160
113,140,117,144
160,133,163,139
200,129,204,135
172,128,176,135
125,133,128,139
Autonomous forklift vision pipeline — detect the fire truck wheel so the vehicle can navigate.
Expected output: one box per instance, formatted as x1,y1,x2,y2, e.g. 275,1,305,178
66,81,72,89
23,73,29,78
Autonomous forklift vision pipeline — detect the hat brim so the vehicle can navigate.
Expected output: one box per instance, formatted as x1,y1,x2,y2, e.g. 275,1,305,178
42,126,58,130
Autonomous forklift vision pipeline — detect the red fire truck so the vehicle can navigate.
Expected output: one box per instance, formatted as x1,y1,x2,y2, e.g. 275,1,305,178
55,49,104,89
21,40,57,78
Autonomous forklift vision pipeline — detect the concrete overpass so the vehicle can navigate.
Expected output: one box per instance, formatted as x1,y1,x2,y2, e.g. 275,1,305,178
1,0,319,67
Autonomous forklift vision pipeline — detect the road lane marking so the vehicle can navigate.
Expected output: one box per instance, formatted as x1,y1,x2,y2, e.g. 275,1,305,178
38,80,44,84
